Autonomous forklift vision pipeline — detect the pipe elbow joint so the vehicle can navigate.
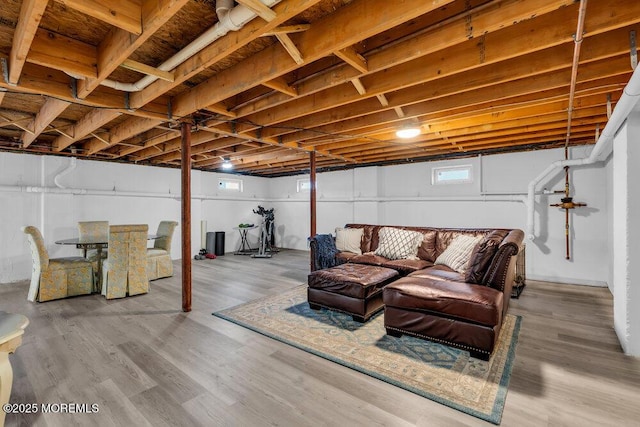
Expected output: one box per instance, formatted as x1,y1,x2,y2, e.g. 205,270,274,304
218,10,242,31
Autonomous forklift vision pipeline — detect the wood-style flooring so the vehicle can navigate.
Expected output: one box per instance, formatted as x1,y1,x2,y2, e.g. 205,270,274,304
1,249,639,426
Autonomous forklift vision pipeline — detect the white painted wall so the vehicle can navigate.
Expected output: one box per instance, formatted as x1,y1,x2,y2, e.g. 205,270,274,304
269,146,609,286
612,113,640,356
0,145,610,289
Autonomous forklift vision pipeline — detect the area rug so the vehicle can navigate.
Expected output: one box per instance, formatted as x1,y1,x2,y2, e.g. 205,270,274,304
213,285,521,424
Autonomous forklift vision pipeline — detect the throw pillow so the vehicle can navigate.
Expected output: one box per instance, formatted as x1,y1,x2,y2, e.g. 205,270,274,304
434,234,483,273
374,227,424,260
465,230,509,283
335,227,363,254
416,230,437,262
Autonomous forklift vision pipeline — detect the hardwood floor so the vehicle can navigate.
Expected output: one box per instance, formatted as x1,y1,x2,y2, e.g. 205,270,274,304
1,250,639,426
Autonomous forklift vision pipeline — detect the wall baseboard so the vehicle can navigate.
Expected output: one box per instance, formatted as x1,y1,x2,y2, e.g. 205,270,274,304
527,274,608,288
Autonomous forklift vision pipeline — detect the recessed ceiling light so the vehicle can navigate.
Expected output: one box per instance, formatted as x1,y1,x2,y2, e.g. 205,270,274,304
221,157,233,170
396,122,421,139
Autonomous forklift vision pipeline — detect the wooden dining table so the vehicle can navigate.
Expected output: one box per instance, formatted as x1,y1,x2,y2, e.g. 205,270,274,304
55,234,159,292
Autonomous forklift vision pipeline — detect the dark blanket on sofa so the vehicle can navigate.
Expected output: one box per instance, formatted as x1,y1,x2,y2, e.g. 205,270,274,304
310,234,340,270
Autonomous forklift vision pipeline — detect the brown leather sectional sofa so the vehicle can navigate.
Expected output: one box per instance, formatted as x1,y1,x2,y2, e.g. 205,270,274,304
309,224,524,360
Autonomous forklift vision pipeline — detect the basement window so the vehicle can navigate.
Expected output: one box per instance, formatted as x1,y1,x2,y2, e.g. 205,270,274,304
218,178,243,192
432,165,473,185
297,178,311,192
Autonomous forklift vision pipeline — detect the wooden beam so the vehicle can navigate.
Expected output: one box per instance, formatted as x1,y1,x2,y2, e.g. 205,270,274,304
22,98,71,148
0,114,33,129
246,24,632,141
263,24,311,36
0,63,129,110
351,78,367,95
8,0,49,85
0,91,5,106
335,46,368,73
54,0,143,35
114,128,181,157
90,132,111,145
132,129,226,161
80,0,318,150
120,59,174,82
275,34,304,65
0,113,34,134
236,0,277,21
203,103,237,118
231,0,583,120
394,106,405,118
53,110,122,152
263,77,297,97
130,0,322,108
376,94,389,107
83,117,161,155
27,29,98,78
171,0,457,117
76,0,190,99
181,121,192,313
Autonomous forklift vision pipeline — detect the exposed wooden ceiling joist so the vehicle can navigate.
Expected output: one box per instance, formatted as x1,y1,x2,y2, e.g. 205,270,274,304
0,0,637,176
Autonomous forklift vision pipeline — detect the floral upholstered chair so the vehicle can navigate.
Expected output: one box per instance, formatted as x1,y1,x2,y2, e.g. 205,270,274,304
22,226,94,302
78,220,108,277
77,221,108,257
147,220,177,281
101,224,149,299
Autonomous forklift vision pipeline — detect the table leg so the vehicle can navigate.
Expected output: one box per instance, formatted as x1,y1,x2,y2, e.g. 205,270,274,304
95,246,103,293
234,229,254,255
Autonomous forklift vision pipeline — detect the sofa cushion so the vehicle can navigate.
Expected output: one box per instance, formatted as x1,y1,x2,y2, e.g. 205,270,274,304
336,251,358,263
408,265,465,282
465,230,509,283
349,252,387,266
349,252,432,275
335,227,363,254
380,258,433,275
382,276,503,327
374,227,423,260
434,234,482,273
416,230,437,262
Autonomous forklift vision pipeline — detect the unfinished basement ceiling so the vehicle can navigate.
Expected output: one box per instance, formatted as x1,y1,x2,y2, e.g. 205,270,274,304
0,0,637,177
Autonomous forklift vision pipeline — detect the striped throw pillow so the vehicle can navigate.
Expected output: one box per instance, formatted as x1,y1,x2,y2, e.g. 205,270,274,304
434,234,482,273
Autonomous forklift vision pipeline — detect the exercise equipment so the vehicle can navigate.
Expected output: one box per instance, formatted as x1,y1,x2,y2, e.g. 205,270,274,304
252,205,275,258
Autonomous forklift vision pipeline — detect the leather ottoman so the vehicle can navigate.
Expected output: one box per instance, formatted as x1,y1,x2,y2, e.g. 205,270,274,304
308,263,399,322
383,276,504,360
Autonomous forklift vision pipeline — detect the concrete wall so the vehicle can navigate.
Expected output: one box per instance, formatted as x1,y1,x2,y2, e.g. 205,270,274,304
612,113,640,356
0,145,610,288
0,152,268,283
269,146,609,286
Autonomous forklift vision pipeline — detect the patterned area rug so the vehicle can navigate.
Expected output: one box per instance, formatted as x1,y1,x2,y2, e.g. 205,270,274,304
213,285,521,424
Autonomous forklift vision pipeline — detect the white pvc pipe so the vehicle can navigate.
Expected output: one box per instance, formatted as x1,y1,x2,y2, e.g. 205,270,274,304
525,65,640,240
53,157,77,189
101,0,280,93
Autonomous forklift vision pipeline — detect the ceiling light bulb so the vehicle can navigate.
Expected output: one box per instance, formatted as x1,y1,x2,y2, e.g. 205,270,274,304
221,158,233,170
396,125,421,139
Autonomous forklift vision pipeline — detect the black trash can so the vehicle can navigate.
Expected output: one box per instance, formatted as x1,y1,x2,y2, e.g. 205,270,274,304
214,231,225,256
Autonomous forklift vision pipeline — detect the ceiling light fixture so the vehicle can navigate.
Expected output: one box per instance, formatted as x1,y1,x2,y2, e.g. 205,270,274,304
395,122,421,139
221,157,233,170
